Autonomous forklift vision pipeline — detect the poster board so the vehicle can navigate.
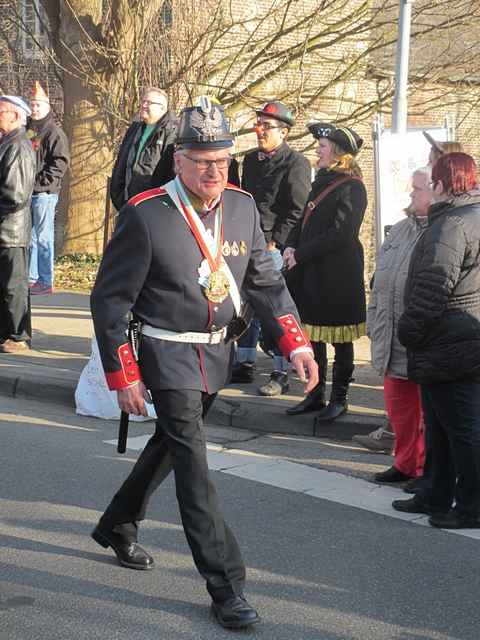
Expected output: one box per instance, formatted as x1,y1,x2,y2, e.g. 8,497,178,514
374,125,450,248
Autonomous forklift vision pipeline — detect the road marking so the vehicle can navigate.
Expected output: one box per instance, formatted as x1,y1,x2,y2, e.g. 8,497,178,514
103,435,480,541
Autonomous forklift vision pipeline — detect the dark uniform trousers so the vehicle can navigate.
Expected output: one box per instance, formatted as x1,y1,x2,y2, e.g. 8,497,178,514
92,185,309,602
0,247,31,342
99,388,245,602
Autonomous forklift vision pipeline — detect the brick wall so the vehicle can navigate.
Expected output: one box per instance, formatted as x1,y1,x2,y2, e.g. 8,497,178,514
1,0,479,271
0,1,63,117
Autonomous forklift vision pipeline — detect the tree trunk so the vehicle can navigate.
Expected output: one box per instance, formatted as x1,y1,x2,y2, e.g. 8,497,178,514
51,0,111,253
60,82,113,254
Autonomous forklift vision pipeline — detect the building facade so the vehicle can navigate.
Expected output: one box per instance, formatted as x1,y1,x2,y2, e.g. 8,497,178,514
1,0,479,270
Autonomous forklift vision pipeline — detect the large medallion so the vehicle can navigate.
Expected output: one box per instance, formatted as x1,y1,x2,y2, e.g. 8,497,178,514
205,269,230,303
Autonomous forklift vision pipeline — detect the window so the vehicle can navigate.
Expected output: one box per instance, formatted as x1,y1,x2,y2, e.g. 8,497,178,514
20,0,49,60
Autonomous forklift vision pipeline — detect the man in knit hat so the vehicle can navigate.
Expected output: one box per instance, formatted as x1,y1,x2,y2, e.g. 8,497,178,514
28,81,69,296
0,96,36,353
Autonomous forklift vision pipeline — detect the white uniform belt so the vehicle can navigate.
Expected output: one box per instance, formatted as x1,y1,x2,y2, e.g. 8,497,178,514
141,323,227,344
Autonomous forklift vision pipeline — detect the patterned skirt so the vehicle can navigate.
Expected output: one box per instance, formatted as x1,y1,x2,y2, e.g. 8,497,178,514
303,322,366,344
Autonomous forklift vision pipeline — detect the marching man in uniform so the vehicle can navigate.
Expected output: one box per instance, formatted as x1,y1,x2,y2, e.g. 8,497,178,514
90,97,318,629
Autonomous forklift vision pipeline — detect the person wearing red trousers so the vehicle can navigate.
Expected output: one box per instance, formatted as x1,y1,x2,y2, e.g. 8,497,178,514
382,376,424,480
366,167,433,483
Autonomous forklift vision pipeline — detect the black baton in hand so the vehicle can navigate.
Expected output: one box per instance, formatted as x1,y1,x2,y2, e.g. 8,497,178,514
117,410,129,454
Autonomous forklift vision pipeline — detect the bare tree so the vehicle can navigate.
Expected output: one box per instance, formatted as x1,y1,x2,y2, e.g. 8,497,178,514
2,0,479,253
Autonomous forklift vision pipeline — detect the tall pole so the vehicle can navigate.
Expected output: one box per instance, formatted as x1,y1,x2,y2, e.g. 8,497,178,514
391,0,414,134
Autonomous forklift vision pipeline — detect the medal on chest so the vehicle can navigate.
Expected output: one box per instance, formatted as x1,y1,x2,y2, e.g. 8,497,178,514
194,204,231,303
198,258,230,303
204,267,230,303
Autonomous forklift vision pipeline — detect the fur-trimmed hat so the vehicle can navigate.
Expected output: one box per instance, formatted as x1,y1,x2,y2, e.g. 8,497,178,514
176,96,233,150
308,121,363,156
256,101,295,128
30,81,49,103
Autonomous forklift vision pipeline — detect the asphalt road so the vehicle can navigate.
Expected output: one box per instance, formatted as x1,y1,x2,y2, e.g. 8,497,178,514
1,395,479,640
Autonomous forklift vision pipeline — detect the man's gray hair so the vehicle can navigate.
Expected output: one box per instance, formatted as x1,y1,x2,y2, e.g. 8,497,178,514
142,87,168,102
413,165,432,182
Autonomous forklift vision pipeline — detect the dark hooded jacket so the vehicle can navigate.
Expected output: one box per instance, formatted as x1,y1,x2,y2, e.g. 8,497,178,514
241,141,311,246
398,190,480,383
26,111,69,194
110,111,177,211
0,127,36,247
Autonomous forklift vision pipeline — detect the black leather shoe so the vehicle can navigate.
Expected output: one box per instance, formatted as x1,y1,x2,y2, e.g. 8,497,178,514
374,466,412,483
429,509,480,529
230,362,255,383
392,495,435,514
314,401,347,423
286,384,326,415
91,525,154,570
403,478,425,494
211,595,260,629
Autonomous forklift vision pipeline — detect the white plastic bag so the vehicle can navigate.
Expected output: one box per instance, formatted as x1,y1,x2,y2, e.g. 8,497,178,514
75,337,157,421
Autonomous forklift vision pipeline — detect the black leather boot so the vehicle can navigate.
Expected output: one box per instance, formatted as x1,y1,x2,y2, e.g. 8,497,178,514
286,374,327,416
287,342,327,415
314,363,353,424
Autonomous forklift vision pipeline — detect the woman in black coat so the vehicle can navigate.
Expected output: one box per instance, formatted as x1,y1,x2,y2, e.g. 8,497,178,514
392,153,480,529
284,123,367,421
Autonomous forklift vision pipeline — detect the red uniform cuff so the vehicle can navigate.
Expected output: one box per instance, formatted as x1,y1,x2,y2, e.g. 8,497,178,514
104,342,142,390
277,314,311,358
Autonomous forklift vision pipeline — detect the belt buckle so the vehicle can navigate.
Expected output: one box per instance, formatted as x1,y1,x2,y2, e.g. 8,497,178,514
208,328,223,344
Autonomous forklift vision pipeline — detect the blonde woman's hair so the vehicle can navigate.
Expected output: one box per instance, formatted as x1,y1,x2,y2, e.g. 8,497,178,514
328,141,363,178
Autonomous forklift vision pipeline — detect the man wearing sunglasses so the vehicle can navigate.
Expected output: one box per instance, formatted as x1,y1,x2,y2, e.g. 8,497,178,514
109,87,177,211
232,101,311,396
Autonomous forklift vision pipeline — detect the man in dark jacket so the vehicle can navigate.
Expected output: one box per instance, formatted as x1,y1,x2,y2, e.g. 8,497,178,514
89,97,317,628
27,82,70,295
109,87,176,211
232,101,311,396
0,95,36,353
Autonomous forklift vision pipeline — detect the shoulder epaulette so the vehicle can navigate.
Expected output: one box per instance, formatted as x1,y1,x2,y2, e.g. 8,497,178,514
128,187,167,207
225,183,253,198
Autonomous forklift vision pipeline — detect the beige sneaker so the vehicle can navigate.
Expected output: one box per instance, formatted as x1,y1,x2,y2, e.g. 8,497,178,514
0,339,29,353
352,426,395,453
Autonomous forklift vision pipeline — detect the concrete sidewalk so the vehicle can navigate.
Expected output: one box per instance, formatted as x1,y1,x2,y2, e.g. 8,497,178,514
0,292,386,440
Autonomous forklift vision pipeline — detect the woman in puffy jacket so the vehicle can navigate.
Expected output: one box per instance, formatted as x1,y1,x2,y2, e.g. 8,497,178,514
367,168,431,485
393,153,480,529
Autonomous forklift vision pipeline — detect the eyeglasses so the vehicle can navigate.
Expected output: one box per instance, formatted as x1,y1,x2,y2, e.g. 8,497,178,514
183,155,232,171
141,100,166,107
255,121,283,131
